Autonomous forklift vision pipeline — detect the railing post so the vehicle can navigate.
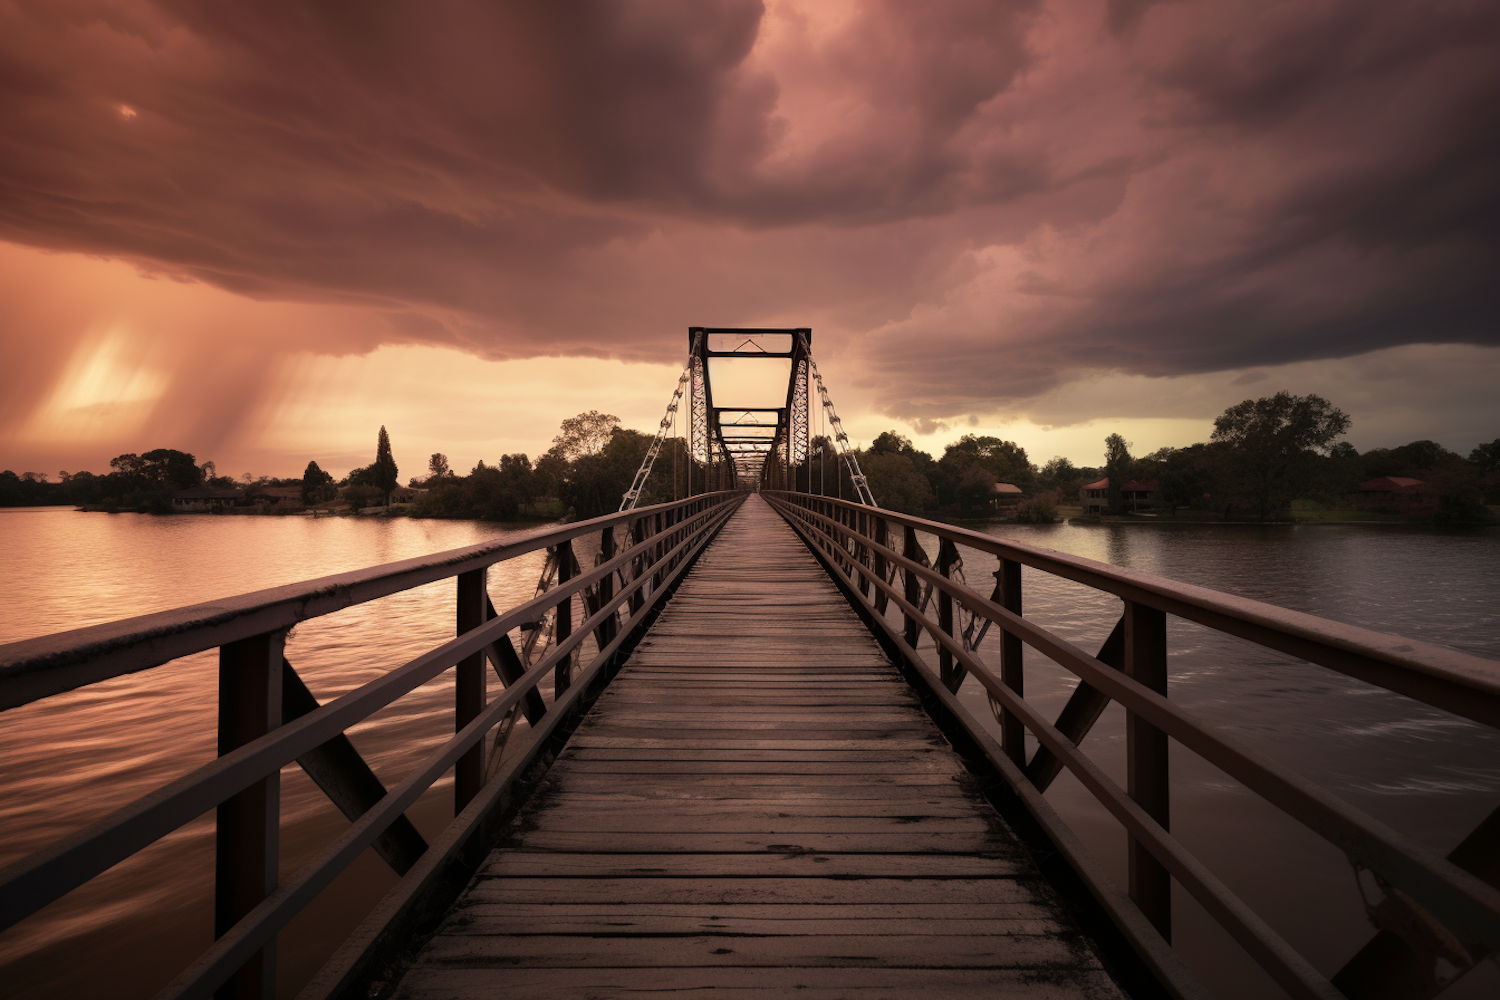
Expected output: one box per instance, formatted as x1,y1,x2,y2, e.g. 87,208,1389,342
216,629,285,1000
455,568,487,813
857,509,871,598
937,539,960,691
1125,599,1171,940
596,525,618,653
999,559,1024,767
873,516,889,615
555,541,575,698
902,526,922,648
629,517,646,615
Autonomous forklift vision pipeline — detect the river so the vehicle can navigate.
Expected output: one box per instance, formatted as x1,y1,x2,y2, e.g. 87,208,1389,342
1,506,1498,999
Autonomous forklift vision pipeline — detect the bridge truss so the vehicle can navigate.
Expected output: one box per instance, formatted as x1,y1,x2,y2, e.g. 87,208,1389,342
511,327,879,735
620,326,878,508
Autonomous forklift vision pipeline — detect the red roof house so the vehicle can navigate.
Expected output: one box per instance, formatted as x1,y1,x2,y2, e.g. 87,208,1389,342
1356,477,1436,516
1079,478,1159,513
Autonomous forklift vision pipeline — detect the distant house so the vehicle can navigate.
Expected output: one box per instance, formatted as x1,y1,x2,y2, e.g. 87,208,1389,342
1355,476,1436,517
249,485,304,508
390,485,427,504
1080,478,1109,514
1121,480,1160,512
989,483,1023,510
1078,478,1160,514
171,485,245,512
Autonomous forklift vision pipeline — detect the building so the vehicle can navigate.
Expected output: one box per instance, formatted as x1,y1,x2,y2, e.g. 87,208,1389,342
249,485,305,508
1121,480,1160,511
1078,478,1160,514
1080,478,1108,514
171,485,246,512
1355,476,1437,517
989,482,1023,510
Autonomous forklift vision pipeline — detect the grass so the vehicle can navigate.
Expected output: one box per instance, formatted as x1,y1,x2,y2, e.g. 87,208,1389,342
1288,499,1405,523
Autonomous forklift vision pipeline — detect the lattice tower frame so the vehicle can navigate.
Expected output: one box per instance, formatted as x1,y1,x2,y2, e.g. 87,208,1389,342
689,352,710,465
789,359,810,466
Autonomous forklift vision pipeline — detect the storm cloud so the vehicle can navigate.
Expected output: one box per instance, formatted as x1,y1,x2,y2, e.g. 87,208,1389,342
1,0,1497,450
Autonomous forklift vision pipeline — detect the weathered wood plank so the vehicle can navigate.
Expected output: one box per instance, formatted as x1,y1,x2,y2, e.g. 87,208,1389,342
463,877,1049,906
392,967,1122,1000
478,852,1025,879
520,812,1000,834
415,932,1088,968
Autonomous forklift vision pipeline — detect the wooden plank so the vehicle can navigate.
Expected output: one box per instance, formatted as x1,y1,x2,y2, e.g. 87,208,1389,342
415,932,1087,968
387,496,1124,1000
393,968,1121,1000
561,747,949,762
521,812,1000,833
464,877,1049,906
478,852,1025,879
528,799,991,817
546,760,955,775
507,831,1012,853
459,902,1056,922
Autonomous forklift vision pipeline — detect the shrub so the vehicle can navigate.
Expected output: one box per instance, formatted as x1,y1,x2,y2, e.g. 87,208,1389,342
1012,496,1057,524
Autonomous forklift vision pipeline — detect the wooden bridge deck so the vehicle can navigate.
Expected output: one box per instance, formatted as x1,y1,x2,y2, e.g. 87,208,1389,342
389,496,1123,999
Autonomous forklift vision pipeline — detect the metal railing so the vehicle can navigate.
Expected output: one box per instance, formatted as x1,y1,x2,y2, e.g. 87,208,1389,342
764,490,1500,1000
0,491,743,1000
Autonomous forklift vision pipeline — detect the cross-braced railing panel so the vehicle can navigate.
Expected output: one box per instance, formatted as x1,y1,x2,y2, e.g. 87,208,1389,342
764,490,1500,1000
0,492,743,1000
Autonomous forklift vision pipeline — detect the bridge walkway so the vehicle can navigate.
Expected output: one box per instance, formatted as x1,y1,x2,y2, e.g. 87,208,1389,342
388,495,1123,998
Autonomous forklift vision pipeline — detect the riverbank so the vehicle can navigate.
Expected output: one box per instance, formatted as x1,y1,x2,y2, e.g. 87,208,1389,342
930,502,1498,528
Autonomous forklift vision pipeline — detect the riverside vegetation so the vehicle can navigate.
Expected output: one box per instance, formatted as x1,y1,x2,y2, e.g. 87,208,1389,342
3,393,1497,525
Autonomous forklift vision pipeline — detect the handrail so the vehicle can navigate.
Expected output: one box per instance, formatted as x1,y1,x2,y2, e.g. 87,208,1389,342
770,494,1500,728
0,491,744,1000
763,490,1500,1000
0,496,736,710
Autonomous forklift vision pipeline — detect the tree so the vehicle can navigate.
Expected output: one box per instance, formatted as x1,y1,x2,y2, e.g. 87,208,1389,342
956,464,997,517
1211,392,1350,519
551,411,620,462
859,451,934,514
1362,440,1461,478
556,428,651,519
1103,434,1132,514
1471,439,1500,474
373,426,399,504
1472,439,1500,504
869,431,914,455
302,460,334,504
933,435,1030,507
1038,456,1080,495
428,452,450,481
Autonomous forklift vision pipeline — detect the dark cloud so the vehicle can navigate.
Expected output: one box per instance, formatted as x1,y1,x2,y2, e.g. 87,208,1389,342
0,0,1497,437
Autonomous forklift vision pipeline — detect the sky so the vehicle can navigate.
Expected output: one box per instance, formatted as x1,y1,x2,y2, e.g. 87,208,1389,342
1,0,1498,481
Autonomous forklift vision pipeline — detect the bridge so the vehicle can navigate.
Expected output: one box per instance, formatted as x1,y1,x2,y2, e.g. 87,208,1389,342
2,329,1499,1000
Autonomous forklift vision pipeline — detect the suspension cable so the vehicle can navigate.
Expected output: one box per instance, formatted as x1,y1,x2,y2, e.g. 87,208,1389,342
796,333,877,507
620,334,700,511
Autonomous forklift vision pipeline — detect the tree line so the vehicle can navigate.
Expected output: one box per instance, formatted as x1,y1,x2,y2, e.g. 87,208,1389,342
845,392,1498,523
4,392,1497,523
